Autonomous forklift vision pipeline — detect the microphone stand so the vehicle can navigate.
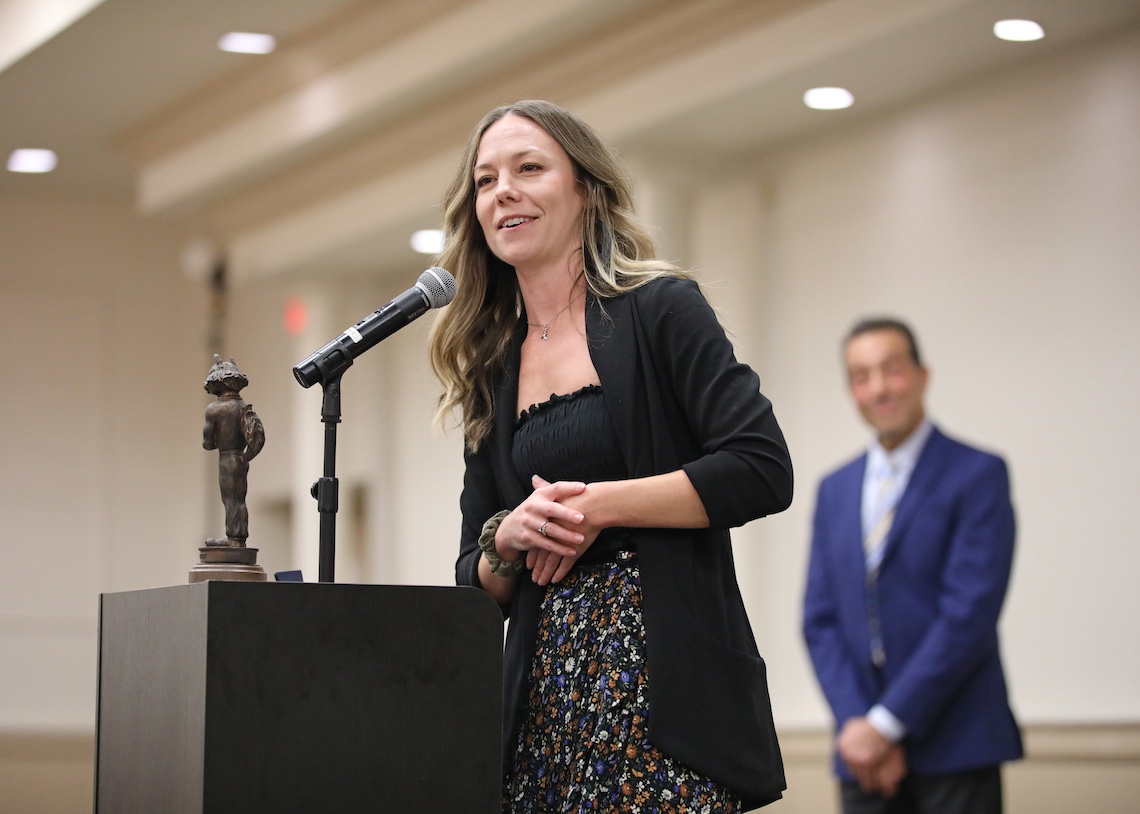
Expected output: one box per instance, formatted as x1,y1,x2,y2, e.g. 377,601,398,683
294,268,455,583
313,373,344,583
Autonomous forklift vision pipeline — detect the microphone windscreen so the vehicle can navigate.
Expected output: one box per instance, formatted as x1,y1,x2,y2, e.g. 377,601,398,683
417,267,457,309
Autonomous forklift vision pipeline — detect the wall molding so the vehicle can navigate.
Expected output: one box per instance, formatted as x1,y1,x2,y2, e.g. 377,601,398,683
776,722,1140,762
0,730,93,760
6,722,1139,762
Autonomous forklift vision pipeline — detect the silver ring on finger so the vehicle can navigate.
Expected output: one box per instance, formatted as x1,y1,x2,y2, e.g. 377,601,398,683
539,521,548,537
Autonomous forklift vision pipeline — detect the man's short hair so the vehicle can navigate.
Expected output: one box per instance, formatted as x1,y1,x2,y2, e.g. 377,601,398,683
844,317,923,366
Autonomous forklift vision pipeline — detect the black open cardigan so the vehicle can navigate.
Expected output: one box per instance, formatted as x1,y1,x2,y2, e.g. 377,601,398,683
455,275,793,809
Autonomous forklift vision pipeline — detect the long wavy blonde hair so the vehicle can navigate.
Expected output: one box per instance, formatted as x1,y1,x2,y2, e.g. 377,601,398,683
427,100,688,451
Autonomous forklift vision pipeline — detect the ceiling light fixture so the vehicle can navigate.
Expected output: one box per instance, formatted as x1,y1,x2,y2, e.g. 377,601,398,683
411,229,444,255
7,148,58,173
217,32,277,55
993,19,1045,42
803,87,854,111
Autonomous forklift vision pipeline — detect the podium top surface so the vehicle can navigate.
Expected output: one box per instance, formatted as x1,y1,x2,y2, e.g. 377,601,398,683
104,581,499,622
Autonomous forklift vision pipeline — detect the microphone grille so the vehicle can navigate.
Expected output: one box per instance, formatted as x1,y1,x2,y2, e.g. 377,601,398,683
417,267,457,309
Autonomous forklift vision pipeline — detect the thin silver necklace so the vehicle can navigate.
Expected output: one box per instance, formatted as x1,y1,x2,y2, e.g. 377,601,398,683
526,289,584,340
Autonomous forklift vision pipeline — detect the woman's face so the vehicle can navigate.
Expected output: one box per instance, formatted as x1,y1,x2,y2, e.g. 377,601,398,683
473,114,585,276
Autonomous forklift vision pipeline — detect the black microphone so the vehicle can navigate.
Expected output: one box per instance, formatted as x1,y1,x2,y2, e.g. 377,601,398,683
292,267,456,388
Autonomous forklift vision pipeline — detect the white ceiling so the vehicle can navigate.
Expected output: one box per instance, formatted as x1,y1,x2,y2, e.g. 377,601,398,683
2,0,1138,278
630,0,1140,157
0,0,363,197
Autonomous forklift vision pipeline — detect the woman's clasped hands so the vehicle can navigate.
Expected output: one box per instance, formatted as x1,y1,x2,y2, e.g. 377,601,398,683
497,474,602,585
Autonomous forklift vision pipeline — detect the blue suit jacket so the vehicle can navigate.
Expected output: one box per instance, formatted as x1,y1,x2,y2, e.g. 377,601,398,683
803,426,1023,777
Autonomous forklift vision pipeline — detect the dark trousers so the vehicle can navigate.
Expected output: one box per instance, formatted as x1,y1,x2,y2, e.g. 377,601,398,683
841,765,1003,814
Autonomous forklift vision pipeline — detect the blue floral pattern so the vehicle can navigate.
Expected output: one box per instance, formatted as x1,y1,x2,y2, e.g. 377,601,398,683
505,555,740,813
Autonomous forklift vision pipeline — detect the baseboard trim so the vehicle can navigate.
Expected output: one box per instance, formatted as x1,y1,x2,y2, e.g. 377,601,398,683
0,730,94,761
1022,722,1140,762
2,721,1138,763
775,721,1140,763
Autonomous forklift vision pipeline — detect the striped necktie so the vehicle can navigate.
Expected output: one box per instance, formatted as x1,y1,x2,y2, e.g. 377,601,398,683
864,466,898,567
865,464,898,667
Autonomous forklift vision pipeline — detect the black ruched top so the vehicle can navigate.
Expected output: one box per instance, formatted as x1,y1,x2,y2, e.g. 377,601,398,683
511,385,631,563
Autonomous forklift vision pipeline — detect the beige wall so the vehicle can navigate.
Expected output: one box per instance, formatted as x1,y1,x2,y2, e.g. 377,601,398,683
0,194,207,733
739,25,1140,729
1,16,1138,814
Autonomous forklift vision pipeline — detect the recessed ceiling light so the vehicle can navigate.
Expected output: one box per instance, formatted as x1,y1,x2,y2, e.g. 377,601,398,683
7,148,58,173
803,87,854,111
993,19,1045,42
411,229,444,255
217,32,277,55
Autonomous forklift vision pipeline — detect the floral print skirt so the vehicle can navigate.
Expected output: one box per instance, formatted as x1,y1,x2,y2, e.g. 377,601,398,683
504,552,740,814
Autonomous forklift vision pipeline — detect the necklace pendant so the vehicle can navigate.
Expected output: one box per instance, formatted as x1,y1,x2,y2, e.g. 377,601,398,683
540,326,549,340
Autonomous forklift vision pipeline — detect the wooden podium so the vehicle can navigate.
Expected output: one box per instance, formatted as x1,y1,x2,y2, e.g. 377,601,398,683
95,581,504,813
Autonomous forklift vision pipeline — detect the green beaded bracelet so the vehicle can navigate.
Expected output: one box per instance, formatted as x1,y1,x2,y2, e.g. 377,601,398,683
478,509,523,577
